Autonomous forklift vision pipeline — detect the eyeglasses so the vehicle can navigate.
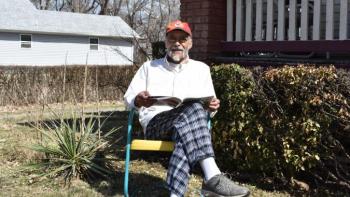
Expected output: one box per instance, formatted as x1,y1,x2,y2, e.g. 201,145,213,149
167,36,191,44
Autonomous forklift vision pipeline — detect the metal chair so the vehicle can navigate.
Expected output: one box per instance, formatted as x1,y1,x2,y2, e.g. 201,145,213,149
123,108,211,197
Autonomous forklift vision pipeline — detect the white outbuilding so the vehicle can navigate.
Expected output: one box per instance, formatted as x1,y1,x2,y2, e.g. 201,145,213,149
0,0,138,66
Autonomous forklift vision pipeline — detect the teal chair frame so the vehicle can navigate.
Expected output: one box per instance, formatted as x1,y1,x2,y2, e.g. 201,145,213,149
123,108,211,197
124,108,135,197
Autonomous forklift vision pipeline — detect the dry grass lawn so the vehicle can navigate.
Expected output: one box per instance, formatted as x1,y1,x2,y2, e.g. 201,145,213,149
0,102,291,197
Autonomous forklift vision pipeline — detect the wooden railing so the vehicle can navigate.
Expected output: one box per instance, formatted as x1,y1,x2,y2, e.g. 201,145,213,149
220,0,350,66
226,0,350,42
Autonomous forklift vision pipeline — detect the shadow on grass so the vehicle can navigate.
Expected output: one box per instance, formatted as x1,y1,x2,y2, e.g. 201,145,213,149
90,171,169,197
18,109,336,196
18,109,174,196
18,110,129,146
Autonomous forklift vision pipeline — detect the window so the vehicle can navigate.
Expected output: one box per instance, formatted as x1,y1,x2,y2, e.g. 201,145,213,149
90,37,98,50
20,34,32,48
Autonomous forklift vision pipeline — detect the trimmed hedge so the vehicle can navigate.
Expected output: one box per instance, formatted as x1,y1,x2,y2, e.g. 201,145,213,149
211,64,350,191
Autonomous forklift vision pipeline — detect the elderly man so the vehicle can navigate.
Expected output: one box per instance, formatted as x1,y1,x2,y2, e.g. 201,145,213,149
124,20,250,197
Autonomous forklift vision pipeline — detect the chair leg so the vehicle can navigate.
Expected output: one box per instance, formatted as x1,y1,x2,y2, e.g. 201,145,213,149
124,141,131,197
124,109,135,197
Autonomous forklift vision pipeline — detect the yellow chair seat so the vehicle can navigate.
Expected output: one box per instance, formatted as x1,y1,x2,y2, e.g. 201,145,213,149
130,139,175,151
124,109,210,196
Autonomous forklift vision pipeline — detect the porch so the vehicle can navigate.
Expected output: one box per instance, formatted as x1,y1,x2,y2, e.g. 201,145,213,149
219,0,350,66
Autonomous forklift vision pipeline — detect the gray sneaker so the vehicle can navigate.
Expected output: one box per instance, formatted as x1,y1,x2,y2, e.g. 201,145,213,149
201,174,250,197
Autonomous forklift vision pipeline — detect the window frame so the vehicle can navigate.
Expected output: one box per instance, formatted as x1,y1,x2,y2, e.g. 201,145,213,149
89,37,99,50
20,34,32,48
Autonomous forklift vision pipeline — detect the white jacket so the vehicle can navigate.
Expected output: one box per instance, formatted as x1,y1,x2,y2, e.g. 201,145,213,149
124,57,216,132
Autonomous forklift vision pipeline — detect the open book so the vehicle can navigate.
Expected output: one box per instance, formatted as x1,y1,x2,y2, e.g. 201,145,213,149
149,96,214,108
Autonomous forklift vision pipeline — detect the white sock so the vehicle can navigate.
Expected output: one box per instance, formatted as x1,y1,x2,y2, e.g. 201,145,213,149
199,157,221,182
170,193,179,197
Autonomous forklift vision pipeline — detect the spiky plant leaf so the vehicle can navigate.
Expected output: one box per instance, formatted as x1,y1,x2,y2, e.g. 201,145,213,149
29,114,119,185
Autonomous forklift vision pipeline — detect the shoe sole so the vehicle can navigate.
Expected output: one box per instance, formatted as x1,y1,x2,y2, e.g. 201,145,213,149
201,189,250,197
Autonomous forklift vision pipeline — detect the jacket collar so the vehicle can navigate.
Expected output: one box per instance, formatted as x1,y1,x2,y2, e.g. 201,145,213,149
163,56,189,72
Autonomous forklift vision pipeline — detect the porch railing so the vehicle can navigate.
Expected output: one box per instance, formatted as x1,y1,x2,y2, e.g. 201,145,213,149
226,0,349,42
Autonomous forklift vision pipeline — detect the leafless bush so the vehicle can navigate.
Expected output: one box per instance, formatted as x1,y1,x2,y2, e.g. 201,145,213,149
0,65,137,106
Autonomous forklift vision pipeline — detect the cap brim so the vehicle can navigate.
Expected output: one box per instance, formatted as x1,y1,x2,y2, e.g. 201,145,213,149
166,28,191,36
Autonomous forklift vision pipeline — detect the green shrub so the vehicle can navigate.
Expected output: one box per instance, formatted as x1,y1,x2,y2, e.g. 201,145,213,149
211,64,350,190
211,64,261,170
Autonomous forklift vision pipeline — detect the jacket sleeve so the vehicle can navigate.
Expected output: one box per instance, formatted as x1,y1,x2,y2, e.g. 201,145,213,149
203,65,216,98
204,66,218,117
123,63,148,109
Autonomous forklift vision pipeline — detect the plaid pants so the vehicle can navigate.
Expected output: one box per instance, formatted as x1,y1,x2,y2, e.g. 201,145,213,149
146,102,215,197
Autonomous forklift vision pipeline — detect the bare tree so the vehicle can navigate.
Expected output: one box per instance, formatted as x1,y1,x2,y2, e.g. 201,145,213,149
29,0,180,60
110,0,123,16
30,0,50,9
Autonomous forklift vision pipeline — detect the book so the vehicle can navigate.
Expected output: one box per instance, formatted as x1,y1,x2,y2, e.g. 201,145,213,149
149,95,214,108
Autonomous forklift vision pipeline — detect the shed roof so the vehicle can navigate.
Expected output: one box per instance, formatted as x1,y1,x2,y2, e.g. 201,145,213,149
0,0,138,38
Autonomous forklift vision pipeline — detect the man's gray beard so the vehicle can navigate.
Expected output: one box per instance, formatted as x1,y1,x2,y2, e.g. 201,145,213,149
167,50,188,64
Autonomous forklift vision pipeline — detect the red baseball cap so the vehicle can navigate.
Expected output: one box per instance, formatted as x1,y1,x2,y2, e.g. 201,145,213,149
166,20,192,36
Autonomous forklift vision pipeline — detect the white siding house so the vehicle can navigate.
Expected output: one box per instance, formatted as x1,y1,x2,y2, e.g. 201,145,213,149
0,0,138,66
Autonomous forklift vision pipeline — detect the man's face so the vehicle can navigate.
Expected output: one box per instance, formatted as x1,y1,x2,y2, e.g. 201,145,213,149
165,30,192,63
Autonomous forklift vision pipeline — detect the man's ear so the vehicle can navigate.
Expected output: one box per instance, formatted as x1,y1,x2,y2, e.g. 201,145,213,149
188,38,193,50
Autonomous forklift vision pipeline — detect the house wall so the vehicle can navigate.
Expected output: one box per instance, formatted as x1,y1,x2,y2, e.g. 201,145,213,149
0,32,133,66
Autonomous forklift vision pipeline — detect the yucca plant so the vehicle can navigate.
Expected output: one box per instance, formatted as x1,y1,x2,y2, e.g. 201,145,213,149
30,115,119,184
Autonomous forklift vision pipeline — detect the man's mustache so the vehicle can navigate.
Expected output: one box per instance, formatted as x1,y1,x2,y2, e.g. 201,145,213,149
171,48,184,52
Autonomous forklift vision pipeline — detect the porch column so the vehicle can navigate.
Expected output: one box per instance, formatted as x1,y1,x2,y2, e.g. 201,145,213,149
180,0,227,63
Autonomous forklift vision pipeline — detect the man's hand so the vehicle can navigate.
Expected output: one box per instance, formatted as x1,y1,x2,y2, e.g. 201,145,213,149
134,91,156,108
208,98,220,112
